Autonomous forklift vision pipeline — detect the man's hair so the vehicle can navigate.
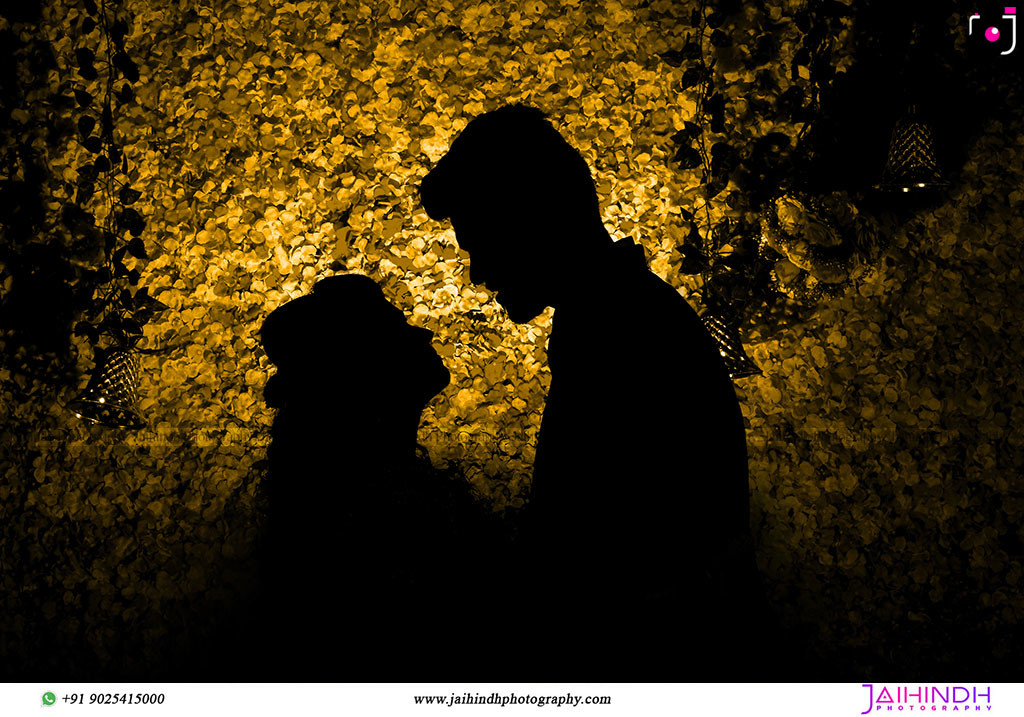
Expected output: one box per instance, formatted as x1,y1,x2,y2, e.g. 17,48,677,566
419,104,601,226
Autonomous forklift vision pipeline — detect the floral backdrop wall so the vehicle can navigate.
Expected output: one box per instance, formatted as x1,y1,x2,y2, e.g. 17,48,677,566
1,0,1021,677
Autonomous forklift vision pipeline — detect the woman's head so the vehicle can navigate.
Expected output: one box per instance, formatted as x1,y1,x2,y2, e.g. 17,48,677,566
260,274,450,425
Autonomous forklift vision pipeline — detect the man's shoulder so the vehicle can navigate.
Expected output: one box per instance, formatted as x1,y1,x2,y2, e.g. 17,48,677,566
553,266,704,362
611,240,693,305
611,260,699,325
551,241,708,356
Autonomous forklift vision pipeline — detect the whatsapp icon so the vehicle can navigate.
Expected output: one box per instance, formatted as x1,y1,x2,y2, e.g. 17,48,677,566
42,692,56,706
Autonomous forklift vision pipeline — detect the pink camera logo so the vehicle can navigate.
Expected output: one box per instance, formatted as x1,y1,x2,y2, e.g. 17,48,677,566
970,7,1018,54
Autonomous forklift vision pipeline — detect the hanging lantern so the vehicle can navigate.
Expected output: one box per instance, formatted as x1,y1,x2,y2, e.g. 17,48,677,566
701,313,761,380
875,106,949,193
68,349,145,429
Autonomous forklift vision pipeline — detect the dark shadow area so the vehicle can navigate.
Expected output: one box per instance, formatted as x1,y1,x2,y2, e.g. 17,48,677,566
421,104,785,680
796,0,1022,203
0,17,107,391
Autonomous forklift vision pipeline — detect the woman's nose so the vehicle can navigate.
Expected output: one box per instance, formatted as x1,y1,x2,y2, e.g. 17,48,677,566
264,374,284,408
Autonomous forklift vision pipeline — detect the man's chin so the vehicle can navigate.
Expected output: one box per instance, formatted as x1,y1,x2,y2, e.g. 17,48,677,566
497,292,549,324
429,364,451,399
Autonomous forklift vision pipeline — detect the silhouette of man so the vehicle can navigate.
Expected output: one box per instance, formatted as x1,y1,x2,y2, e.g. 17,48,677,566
420,104,765,679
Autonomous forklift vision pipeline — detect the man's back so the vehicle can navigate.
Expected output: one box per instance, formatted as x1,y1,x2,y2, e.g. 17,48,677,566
525,239,762,677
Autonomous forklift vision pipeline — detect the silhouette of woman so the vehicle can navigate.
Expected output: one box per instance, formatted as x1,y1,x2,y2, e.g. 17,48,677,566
253,274,499,679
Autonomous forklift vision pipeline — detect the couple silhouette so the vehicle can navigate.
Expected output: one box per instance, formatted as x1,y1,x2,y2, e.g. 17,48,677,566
254,105,774,681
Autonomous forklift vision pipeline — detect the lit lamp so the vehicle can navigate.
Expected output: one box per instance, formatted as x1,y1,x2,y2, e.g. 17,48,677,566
701,313,761,380
875,105,949,193
67,349,145,429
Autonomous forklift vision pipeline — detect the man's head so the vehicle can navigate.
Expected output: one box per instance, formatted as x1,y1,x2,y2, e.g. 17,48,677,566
420,104,608,322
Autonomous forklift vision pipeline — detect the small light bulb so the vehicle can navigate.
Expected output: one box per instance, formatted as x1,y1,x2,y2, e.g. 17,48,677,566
98,397,105,403
917,183,926,188
720,350,727,357
74,413,82,419
902,187,909,193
